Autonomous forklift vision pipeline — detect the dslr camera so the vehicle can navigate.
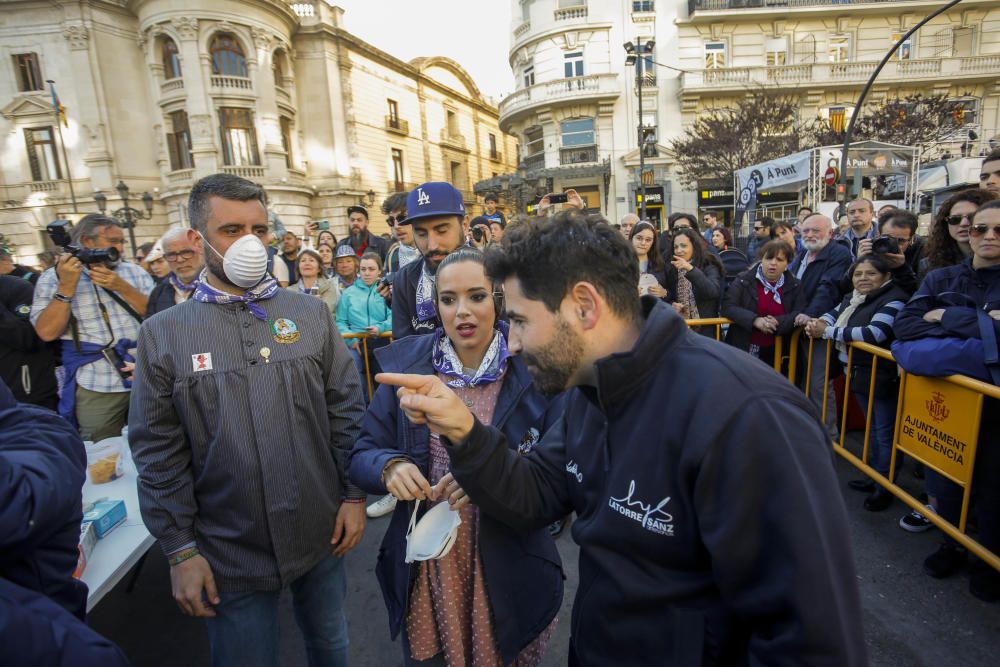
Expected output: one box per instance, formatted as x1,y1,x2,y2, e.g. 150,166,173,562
471,226,487,245
46,219,120,265
871,235,900,255
377,272,394,290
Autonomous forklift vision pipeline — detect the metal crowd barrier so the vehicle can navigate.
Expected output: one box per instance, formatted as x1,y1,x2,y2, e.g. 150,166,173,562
342,332,393,400
353,318,1000,572
686,318,1000,574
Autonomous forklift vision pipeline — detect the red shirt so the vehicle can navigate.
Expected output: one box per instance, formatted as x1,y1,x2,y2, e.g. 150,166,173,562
751,281,786,347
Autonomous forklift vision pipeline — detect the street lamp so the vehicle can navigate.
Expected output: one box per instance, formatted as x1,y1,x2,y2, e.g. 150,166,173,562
94,180,154,258
625,39,656,222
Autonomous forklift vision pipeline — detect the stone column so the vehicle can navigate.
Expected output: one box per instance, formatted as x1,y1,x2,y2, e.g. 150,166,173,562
172,17,217,179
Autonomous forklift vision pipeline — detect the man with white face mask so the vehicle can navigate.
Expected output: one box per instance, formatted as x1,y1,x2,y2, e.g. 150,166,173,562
128,173,367,667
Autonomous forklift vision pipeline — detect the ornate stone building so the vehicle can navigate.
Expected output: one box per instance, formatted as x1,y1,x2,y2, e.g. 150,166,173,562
0,0,517,264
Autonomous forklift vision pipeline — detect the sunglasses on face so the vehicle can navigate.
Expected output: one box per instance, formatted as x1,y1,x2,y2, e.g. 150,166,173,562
386,214,407,227
969,223,1000,237
753,226,764,231
946,213,974,226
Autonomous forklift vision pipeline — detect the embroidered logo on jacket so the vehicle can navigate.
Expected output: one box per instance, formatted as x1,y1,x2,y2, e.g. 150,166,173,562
518,428,540,455
565,459,583,483
608,480,674,536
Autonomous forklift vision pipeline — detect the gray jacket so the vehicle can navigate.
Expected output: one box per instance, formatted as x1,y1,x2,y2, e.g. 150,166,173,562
129,290,365,591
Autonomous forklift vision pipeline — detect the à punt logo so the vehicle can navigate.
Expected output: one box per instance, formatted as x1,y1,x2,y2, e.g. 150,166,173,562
925,391,950,423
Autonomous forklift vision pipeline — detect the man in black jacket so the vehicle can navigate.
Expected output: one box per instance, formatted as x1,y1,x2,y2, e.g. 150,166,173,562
336,205,390,264
0,275,57,408
838,209,919,298
379,210,866,666
146,227,205,317
790,213,852,439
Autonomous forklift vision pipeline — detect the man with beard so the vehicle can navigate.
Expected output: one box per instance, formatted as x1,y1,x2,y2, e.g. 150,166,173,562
146,227,205,316
980,147,1000,196
378,209,866,666
390,182,468,339
30,214,153,441
128,173,366,667
790,214,852,440
337,205,390,264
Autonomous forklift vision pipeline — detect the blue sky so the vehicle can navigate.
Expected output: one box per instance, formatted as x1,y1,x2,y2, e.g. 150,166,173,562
337,0,516,102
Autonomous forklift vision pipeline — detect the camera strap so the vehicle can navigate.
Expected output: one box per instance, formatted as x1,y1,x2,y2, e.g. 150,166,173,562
68,284,142,352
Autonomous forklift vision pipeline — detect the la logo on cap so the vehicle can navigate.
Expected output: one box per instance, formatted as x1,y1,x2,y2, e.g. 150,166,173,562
416,188,431,206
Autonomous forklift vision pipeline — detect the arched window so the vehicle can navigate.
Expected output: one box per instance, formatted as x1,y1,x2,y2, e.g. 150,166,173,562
273,49,288,88
210,33,247,77
161,37,182,79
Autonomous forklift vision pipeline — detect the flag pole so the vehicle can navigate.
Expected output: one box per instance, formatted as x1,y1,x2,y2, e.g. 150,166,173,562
46,79,79,213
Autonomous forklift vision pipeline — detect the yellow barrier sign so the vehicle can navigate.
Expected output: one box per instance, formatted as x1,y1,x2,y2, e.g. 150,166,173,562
896,374,983,484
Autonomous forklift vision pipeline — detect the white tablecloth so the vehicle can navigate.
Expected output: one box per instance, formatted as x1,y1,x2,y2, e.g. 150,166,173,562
80,440,155,611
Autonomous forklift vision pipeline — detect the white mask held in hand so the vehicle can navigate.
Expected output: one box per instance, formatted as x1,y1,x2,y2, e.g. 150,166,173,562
204,233,269,288
404,500,462,563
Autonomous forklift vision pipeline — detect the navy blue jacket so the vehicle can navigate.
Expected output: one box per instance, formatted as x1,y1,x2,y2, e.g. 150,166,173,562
0,578,129,667
349,333,564,664
390,257,438,340
789,240,853,317
0,381,88,622
443,299,867,666
145,279,180,317
894,258,1000,342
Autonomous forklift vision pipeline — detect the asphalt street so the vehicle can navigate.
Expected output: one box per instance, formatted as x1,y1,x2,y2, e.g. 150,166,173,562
89,441,1000,667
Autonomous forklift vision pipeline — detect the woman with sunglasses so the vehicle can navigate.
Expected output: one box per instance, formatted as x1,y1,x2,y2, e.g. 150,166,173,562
894,199,1000,601
920,188,996,282
350,248,563,666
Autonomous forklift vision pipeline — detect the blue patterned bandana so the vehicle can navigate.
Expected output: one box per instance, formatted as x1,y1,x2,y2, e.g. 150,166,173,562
755,264,785,305
431,321,511,388
192,270,279,321
168,272,198,294
415,261,437,324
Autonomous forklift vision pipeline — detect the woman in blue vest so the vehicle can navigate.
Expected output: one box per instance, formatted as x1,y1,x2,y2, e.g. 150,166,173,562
349,247,563,667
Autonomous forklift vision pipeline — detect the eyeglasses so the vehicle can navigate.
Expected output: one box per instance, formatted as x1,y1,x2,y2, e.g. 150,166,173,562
753,226,765,231
164,249,196,262
969,223,1000,237
946,213,974,226
386,214,407,227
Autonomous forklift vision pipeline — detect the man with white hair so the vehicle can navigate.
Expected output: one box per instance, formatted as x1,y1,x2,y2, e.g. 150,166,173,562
790,213,852,439
146,227,205,317
620,213,639,239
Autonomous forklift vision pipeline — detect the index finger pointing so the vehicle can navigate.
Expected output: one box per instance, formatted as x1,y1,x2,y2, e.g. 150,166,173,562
375,373,437,391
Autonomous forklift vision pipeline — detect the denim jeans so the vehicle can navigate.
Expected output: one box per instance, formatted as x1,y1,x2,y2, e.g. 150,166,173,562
853,391,897,476
205,555,349,667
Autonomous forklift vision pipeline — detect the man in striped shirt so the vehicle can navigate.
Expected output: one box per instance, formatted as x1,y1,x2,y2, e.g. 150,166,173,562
129,174,366,667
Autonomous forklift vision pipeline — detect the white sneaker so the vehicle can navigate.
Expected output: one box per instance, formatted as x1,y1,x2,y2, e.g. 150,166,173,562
366,494,398,518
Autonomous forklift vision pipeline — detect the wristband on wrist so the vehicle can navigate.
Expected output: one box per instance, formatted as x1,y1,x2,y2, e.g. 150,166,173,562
168,546,200,567
341,497,366,504
53,292,73,303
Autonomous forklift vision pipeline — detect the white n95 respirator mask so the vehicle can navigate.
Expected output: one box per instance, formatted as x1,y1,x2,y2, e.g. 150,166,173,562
203,233,269,288
404,500,462,563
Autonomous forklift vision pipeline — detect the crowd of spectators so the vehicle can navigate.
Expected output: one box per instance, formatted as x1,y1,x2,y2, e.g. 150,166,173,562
2,151,1000,664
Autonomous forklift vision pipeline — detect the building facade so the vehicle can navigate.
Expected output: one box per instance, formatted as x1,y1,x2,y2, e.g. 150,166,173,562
677,0,1000,222
488,0,1000,226
0,0,517,265
486,0,687,227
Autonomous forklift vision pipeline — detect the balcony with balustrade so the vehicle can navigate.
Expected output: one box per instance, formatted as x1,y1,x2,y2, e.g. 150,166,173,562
687,0,949,20
499,72,620,131
680,55,1000,95
222,165,265,179
210,75,253,92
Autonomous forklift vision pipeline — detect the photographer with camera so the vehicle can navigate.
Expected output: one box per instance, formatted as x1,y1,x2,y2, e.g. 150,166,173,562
468,216,492,250
840,209,918,298
30,214,153,441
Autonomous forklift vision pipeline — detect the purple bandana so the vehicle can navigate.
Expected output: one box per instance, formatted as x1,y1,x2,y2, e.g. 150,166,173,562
168,272,198,293
415,261,437,323
192,270,279,321
430,321,511,388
